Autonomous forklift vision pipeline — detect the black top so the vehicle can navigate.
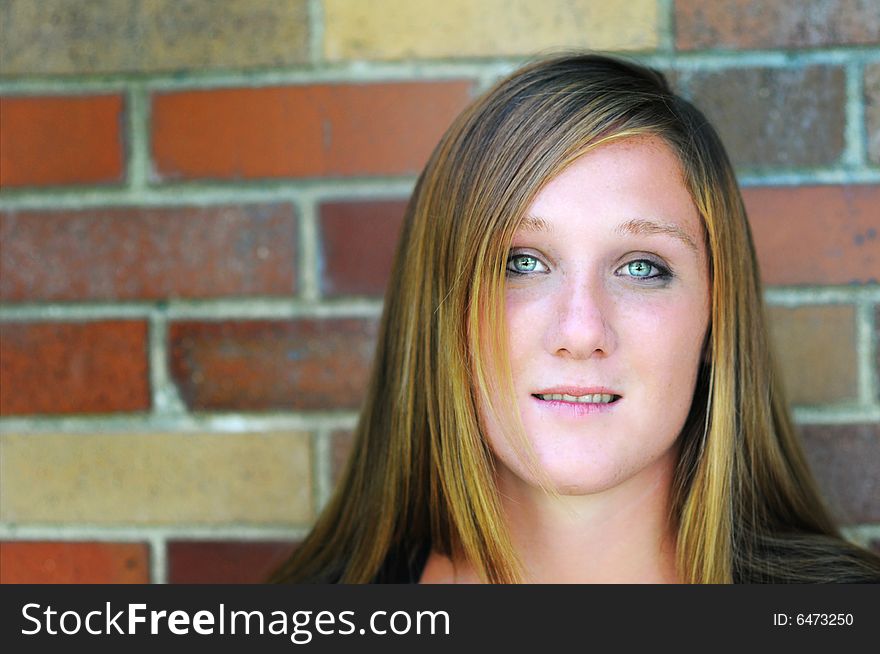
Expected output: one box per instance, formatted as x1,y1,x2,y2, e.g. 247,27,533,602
371,541,431,584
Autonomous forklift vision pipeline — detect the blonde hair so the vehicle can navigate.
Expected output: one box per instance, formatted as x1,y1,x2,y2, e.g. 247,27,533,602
272,53,880,584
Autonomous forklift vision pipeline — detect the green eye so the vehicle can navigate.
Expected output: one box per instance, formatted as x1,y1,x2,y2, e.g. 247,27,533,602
510,255,538,273
628,260,654,277
620,259,672,283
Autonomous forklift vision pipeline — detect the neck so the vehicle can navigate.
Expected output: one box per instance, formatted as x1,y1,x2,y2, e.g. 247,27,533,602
498,448,681,583
423,446,682,584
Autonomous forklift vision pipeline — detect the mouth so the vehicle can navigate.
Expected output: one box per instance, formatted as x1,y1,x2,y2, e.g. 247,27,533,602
531,392,622,405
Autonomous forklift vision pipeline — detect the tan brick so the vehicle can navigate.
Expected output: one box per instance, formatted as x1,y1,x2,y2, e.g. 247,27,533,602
675,0,880,50
0,0,309,76
323,0,659,61
867,63,880,165
767,306,858,406
0,432,312,525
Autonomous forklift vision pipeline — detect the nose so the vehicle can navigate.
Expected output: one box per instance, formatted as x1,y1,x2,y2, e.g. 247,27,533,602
543,274,615,359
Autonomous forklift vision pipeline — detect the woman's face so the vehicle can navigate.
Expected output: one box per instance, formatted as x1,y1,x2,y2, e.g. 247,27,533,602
483,135,711,495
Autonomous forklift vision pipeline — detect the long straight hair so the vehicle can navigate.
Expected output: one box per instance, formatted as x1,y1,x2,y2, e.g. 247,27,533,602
272,53,880,584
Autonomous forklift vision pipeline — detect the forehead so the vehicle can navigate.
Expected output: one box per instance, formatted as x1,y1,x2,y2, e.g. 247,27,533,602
523,136,703,245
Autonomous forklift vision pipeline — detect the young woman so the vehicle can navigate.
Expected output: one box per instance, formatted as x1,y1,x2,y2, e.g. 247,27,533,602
272,53,880,584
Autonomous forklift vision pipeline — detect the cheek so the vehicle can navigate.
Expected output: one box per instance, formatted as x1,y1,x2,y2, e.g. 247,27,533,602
621,297,708,400
504,290,552,360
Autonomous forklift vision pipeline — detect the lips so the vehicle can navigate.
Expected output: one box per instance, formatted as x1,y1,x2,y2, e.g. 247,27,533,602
532,386,622,400
534,392,619,404
529,388,621,416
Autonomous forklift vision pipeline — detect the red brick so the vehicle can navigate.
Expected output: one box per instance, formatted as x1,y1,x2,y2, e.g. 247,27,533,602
677,66,845,168
167,540,297,584
0,95,124,188
743,185,879,286
0,541,149,583
331,429,355,486
319,199,407,297
675,0,880,50
169,319,378,411
151,81,474,181
0,321,150,415
0,204,297,302
800,423,880,524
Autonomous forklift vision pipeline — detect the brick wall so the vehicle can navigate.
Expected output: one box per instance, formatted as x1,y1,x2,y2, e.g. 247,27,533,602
0,0,878,583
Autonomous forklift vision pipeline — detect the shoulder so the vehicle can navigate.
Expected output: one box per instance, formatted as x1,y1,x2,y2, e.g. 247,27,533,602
417,551,483,584
417,552,457,584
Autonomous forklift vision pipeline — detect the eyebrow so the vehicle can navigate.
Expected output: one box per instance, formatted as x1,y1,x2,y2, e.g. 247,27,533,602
519,215,552,232
615,218,699,255
518,215,699,255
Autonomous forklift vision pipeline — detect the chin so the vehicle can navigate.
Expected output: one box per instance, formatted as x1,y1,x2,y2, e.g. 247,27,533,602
513,453,632,496
546,466,628,496
500,443,678,497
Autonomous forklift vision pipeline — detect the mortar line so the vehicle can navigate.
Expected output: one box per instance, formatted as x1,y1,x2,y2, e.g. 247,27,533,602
296,193,321,301
764,285,880,306
2,48,879,94
310,429,322,518
792,405,880,424
0,62,492,94
857,300,878,406
0,412,360,435
0,524,312,541
148,533,167,584
126,83,150,191
0,177,418,210
148,309,187,416
844,59,867,168
737,169,880,185
475,62,517,93
308,0,325,66
0,298,384,321
313,426,333,515
641,48,880,71
657,0,676,55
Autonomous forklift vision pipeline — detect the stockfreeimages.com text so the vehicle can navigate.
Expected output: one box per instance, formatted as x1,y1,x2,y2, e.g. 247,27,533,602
21,602,450,644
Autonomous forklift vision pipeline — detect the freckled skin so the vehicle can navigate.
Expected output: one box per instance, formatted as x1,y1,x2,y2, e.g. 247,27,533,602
482,136,712,497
